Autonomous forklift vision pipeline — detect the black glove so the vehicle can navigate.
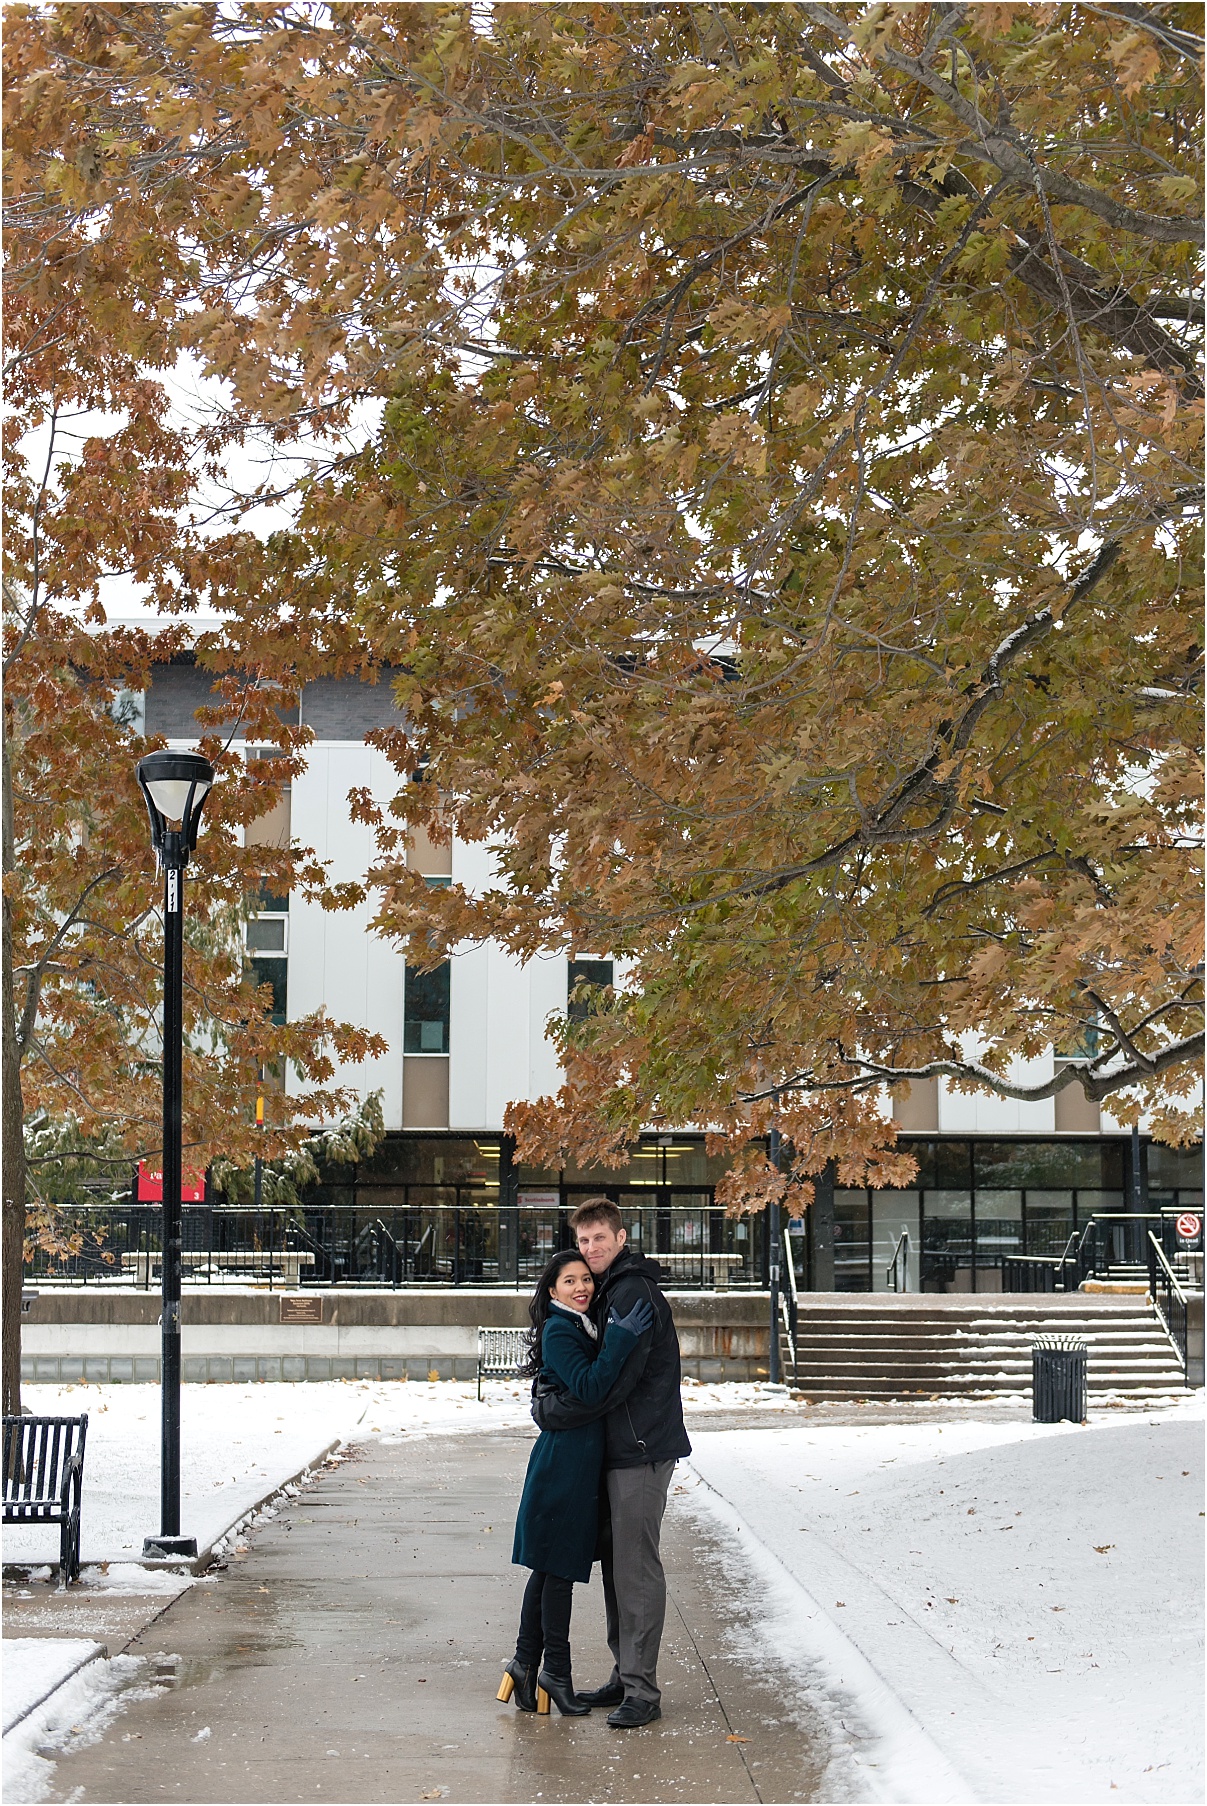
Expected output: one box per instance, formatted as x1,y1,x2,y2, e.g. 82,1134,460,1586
609,1297,654,1338
531,1376,604,1432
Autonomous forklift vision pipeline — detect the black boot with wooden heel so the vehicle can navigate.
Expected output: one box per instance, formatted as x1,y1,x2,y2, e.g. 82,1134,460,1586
535,1669,589,1716
497,1659,538,1711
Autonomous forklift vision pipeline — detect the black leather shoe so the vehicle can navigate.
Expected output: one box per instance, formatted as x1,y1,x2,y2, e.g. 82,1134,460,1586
607,1698,662,1727
537,1668,590,1716
576,1680,625,1708
503,1658,539,1711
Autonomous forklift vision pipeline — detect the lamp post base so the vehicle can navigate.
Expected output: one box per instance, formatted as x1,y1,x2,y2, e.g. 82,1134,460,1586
142,1534,198,1559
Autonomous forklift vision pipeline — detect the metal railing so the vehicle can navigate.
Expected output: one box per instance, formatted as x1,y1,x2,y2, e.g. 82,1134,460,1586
25,1202,763,1292
781,1229,799,1378
1147,1232,1189,1380
885,1227,912,1293
1003,1215,1199,1294
1003,1229,1084,1294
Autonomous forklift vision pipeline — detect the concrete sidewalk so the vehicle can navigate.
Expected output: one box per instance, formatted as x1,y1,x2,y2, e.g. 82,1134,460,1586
28,1429,835,1804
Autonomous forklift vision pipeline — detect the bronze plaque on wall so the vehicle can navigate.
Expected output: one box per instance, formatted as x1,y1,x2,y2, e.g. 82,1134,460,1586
279,1296,323,1325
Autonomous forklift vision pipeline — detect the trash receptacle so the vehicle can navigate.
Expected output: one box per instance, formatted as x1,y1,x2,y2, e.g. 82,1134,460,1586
1032,1338,1087,1423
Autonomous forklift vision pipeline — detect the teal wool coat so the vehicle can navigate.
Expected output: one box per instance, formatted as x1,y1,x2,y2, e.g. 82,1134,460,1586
512,1308,638,1583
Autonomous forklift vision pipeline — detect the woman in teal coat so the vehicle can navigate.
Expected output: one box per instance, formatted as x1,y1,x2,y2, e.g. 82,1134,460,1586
499,1248,652,1716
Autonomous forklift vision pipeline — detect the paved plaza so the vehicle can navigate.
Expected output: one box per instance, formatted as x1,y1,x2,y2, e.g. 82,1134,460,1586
13,1428,832,1804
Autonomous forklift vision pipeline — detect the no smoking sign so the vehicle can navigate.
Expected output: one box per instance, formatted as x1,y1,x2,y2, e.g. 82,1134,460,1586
1175,1212,1202,1244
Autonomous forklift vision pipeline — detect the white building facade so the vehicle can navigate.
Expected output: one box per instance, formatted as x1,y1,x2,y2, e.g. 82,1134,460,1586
146,658,1202,1294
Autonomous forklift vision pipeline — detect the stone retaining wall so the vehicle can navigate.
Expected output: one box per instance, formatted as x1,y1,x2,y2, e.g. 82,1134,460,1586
20,1287,771,1384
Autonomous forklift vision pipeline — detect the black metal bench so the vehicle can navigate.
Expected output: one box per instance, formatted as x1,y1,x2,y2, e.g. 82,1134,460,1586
477,1328,529,1400
3,1414,88,1586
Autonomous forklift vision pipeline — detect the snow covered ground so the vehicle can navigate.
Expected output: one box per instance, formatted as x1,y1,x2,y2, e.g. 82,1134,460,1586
2,1640,106,1735
1,1376,539,1567
2,1645,148,1804
684,1398,1205,1805
3,1379,1202,1805
1,1376,804,1568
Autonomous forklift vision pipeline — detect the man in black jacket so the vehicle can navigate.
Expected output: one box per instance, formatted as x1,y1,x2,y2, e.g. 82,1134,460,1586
533,1197,691,1727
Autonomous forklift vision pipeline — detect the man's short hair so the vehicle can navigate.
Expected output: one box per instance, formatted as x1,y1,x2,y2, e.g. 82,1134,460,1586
569,1196,624,1237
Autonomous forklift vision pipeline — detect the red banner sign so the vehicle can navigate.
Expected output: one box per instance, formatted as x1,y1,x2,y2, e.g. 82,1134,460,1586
136,1161,206,1204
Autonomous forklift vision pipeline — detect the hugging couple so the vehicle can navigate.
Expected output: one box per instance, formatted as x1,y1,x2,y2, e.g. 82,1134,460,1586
498,1197,691,1728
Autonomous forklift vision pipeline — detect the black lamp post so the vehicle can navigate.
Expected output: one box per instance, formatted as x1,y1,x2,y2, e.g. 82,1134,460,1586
768,1125,782,1385
136,749,214,1560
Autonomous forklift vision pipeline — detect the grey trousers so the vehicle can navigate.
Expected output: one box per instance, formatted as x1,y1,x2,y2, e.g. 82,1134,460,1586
601,1459,675,1705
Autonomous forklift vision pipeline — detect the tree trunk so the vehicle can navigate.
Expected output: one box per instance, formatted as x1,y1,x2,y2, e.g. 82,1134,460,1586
2,728,27,1415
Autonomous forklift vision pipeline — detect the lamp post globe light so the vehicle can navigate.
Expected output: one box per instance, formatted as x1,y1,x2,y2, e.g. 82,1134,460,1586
135,750,215,1560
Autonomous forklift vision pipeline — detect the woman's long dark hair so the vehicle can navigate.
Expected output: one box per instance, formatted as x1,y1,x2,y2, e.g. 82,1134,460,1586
520,1249,595,1378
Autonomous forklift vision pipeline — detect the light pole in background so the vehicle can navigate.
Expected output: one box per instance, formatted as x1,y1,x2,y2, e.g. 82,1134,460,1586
768,1124,783,1384
136,749,214,1559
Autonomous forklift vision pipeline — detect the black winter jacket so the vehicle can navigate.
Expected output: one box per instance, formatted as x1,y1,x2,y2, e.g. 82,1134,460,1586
532,1248,692,1468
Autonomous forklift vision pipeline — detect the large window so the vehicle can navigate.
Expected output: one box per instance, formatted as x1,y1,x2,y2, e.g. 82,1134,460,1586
246,901,288,1024
404,962,450,1053
568,958,613,1022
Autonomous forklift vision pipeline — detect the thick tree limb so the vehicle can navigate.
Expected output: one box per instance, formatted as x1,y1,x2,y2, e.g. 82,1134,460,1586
14,867,122,1058
755,1030,1204,1105
803,3,1204,245
1010,237,1203,398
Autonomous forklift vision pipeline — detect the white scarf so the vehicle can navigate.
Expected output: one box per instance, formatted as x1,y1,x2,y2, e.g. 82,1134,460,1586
550,1298,599,1341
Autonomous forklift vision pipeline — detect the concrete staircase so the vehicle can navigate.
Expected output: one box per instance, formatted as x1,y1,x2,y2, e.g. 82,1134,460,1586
783,1294,1188,1400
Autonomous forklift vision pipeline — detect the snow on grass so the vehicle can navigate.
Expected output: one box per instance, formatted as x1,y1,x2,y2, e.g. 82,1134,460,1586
5,1375,1191,1571
2,1649,150,1804
684,1398,1204,1805
4,1376,558,1568
4,1382,351,1567
2,1641,105,1736
7,1376,1201,1804
3,1374,819,1570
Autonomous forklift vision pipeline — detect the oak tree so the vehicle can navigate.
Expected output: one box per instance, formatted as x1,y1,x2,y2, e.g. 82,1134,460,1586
2,14,390,1405
5,3,1202,1230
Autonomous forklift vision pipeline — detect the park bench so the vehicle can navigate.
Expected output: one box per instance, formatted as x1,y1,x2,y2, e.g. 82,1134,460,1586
3,1414,88,1586
654,1251,745,1289
477,1327,530,1399
121,1249,316,1285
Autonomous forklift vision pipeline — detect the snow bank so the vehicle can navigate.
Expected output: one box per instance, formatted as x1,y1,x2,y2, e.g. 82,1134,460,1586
2,1650,148,1805
2,1641,105,1736
685,1403,1204,1805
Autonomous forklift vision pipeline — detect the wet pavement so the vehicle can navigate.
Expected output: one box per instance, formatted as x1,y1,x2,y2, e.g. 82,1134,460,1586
27,1430,833,1803
3,1579,194,1658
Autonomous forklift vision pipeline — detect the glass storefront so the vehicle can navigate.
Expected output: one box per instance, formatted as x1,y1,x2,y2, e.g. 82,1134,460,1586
294,1130,1202,1292
28,1129,1202,1290
299,1132,762,1288
831,1136,1202,1292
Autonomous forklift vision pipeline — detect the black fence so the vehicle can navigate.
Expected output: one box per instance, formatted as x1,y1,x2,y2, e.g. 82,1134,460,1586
1147,1233,1189,1376
27,1199,1199,1297
24,1201,768,1292
1002,1212,1200,1295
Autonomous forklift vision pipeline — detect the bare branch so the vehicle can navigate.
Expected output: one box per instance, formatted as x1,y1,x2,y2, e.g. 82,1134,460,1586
755,1030,1204,1105
803,3,1204,245
14,867,123,1059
